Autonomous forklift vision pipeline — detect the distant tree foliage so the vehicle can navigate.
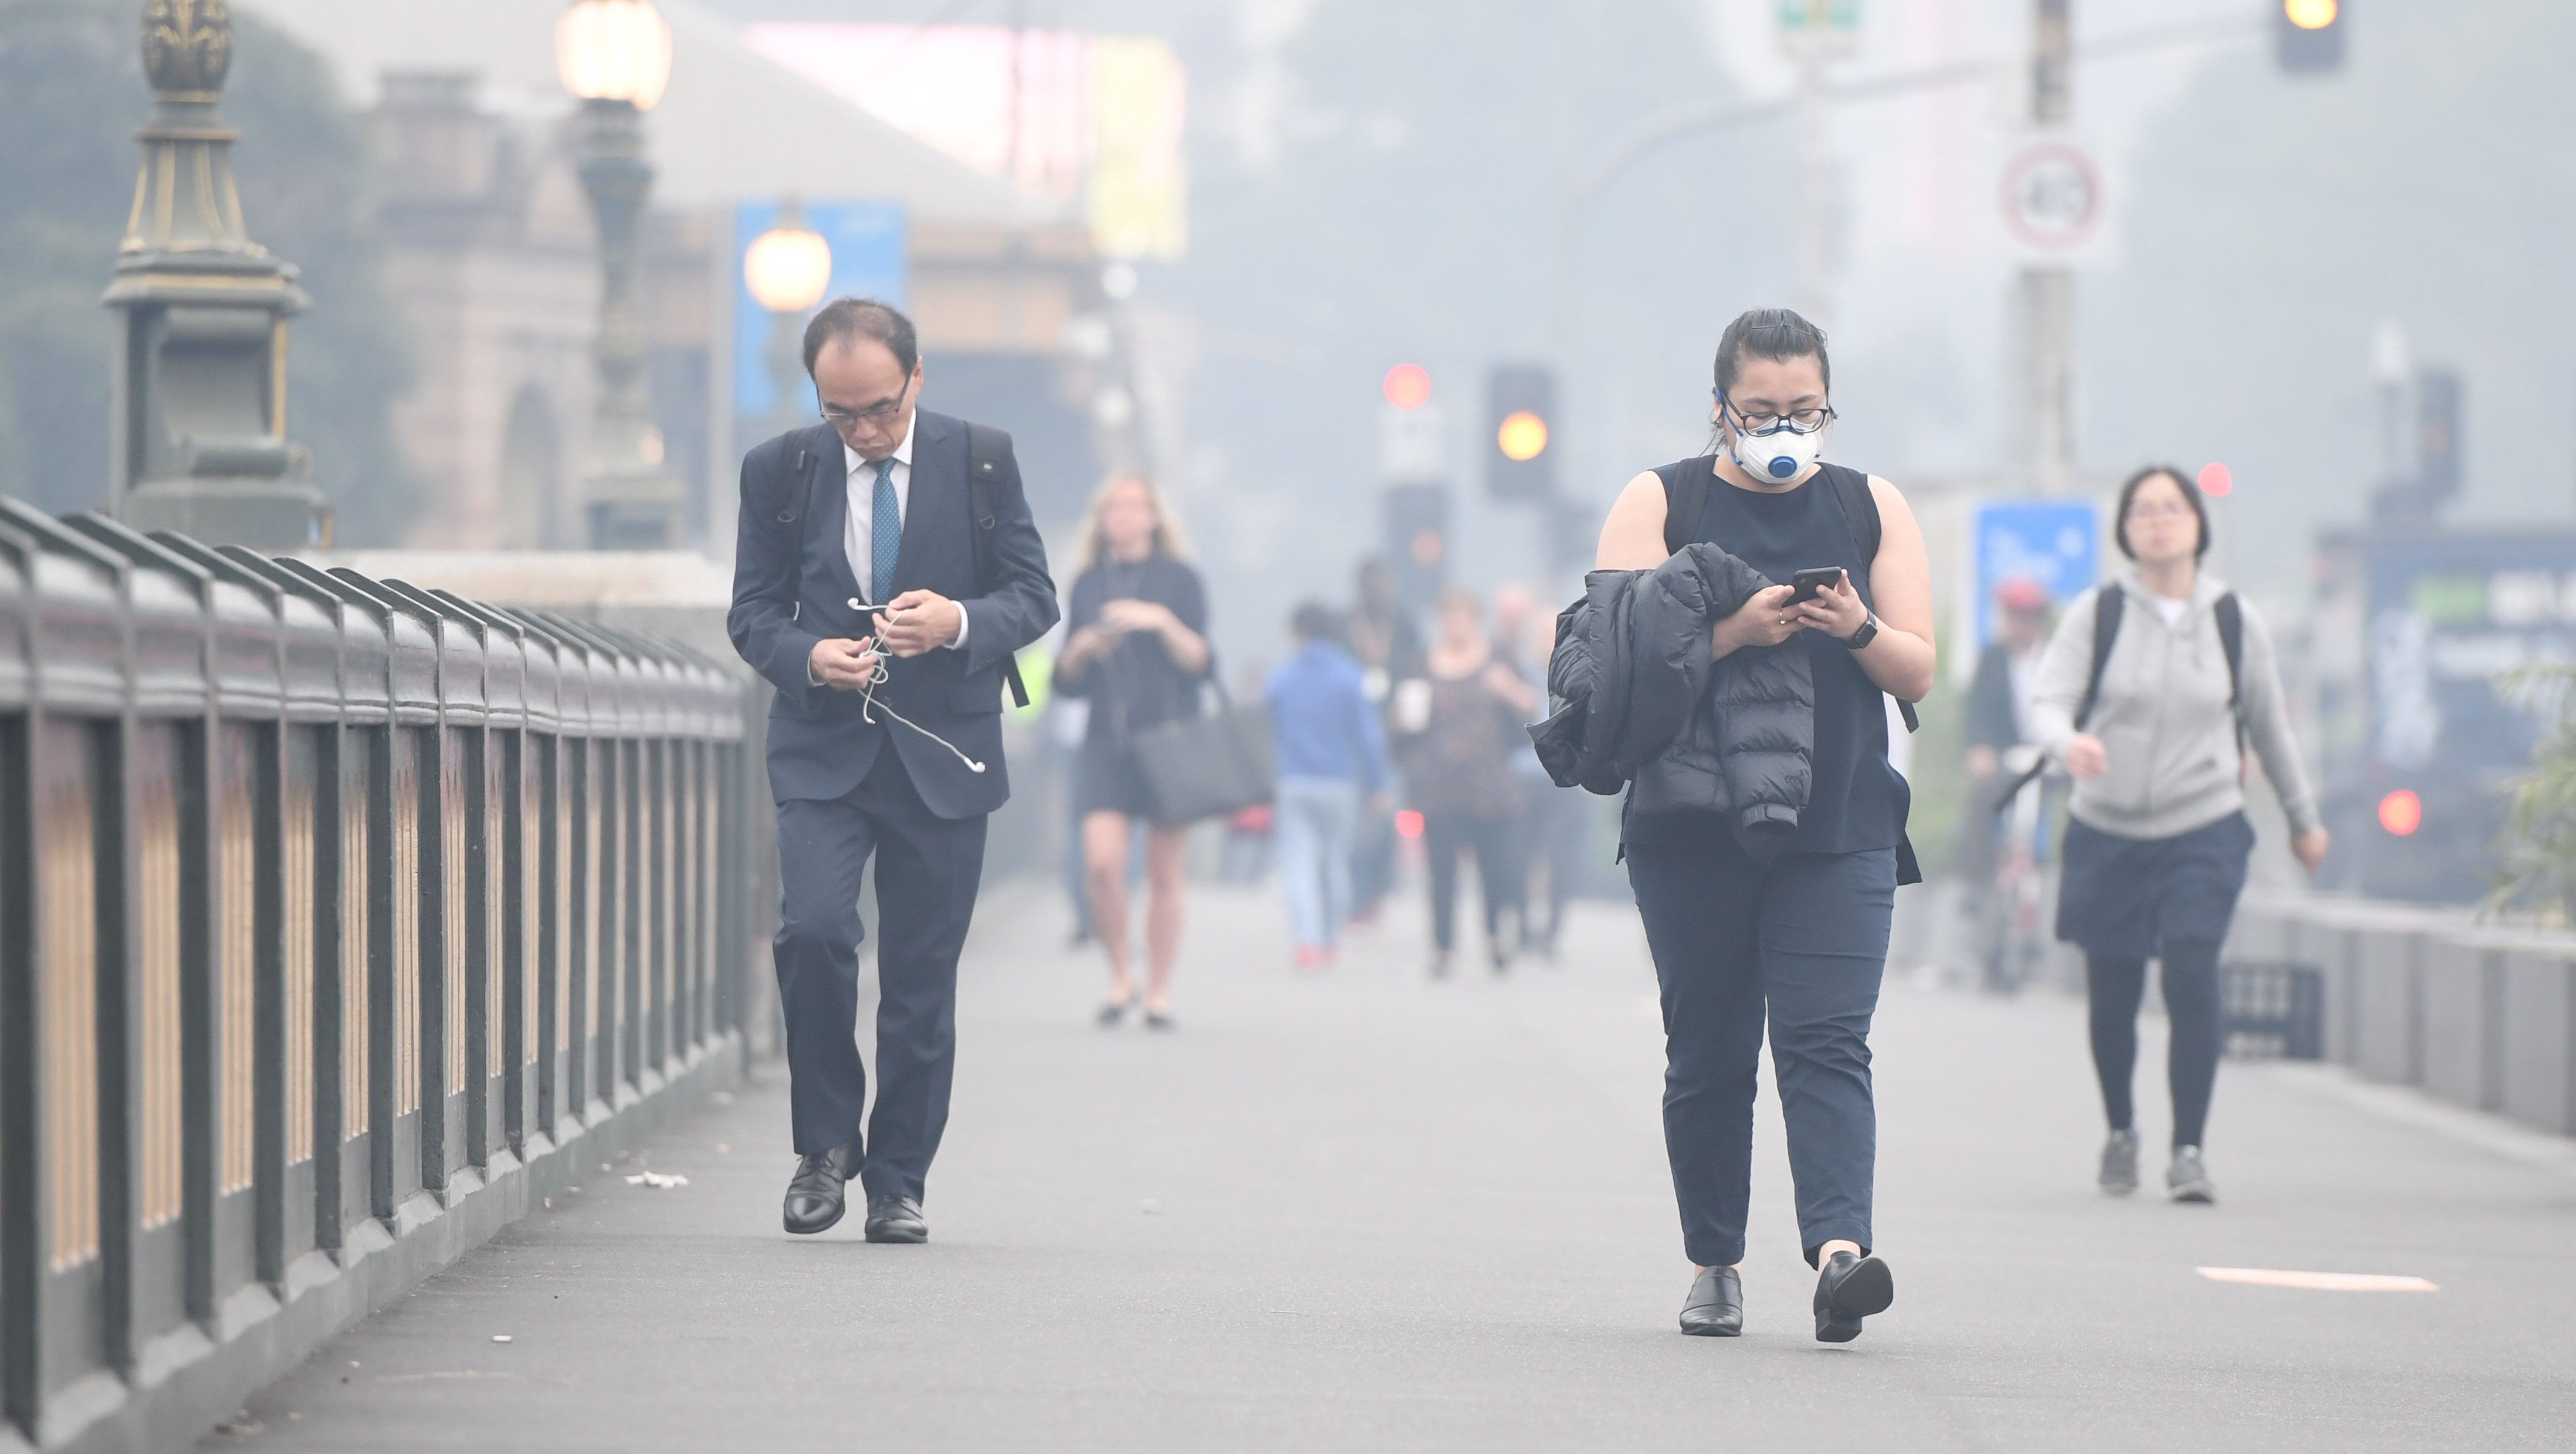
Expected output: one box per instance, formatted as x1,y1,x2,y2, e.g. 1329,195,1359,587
0,0,419,542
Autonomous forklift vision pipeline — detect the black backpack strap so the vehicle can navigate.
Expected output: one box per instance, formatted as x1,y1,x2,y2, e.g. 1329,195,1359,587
963,421,1031,709
1657,456,1714,557
2074,583,2125,730
1997,581,2122,813
2213,590,2246,764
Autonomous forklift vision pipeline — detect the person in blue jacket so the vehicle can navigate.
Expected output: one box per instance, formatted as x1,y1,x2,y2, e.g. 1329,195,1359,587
1264,602,1392,969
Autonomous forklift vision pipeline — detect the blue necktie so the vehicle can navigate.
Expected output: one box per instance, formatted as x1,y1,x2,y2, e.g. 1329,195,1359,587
870,457,901,604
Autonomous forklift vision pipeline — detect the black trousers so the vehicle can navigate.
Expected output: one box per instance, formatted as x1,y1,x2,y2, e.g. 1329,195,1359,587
2087,942,2223,1149
773,748,988,1201
1421,810,1518,954
1628,838,1895,1269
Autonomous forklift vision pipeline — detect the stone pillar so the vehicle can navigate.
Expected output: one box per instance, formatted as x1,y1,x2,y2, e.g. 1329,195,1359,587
104,0,320,547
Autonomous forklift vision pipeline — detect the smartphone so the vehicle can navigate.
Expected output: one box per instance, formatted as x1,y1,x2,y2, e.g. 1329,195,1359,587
1788,567,1845,603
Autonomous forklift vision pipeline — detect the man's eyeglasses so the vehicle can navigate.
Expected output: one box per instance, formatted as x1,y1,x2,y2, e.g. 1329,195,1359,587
1716,392,1835,437
821,380,912,430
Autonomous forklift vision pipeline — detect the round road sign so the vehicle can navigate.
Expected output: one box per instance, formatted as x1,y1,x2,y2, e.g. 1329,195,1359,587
1999,140,2104,253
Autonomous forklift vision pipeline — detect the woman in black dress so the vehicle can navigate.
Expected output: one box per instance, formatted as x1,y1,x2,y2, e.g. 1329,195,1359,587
1052,474,1211,1029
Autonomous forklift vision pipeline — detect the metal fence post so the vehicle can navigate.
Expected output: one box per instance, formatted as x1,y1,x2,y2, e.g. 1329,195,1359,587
0,503,130,1446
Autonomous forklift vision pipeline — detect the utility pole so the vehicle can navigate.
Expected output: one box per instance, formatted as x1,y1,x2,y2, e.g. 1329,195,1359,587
2019,0,2077,494
1779,2,1861,327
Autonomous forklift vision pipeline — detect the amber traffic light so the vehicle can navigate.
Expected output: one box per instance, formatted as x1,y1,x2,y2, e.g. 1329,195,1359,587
2276,0,2347,73
1486,365,1556,502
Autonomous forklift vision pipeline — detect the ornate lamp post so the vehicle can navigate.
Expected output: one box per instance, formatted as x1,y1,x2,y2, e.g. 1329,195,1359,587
106,0,319,546
556,0,683,549
742,200,833,439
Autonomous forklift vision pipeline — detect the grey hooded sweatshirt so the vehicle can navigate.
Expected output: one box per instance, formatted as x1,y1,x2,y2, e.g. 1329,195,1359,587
2026,570,2323,843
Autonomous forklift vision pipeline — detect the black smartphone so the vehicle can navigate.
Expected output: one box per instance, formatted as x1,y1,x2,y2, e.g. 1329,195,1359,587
1788,567,1845,603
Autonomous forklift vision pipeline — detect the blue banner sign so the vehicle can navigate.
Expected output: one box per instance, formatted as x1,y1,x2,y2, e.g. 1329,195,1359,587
1972,499,2099,648
734,200,908,422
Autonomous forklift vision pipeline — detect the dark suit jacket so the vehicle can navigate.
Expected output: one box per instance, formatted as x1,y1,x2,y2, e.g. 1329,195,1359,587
727,410,1059,819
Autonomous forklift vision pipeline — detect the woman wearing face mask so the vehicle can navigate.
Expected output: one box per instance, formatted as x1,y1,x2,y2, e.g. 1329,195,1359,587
1054,474,1212,1030
2027,466,2327,1205
1593,308,1935,1343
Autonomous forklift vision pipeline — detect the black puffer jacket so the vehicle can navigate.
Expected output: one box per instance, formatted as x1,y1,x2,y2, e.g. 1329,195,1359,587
1529,543,1816,857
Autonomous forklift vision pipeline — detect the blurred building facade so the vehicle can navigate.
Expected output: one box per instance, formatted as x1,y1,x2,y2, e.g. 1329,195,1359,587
245,0,1141,554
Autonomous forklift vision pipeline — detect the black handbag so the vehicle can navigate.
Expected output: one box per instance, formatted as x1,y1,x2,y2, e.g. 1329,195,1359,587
1126,674,1277,827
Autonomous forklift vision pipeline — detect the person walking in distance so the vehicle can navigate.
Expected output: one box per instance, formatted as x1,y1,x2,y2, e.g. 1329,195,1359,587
2029,466,2328,1205
1396,589,1539,976
728,298,1059,1241
1494,581,1574,959
1593,309,1933,1341
1265,602,1392,969
1345,556,1423,925
1052,474,1213,1030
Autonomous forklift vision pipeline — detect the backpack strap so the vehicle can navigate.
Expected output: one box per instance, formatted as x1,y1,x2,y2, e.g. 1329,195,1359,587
2074,583,2125,731
963,421,1032,709
1658,456,1714,557
1997,581,2122,813
2213,590,2246,767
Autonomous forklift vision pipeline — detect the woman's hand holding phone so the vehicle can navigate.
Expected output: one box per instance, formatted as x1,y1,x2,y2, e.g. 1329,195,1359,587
1712,584,1803,661
1790,569,1868,638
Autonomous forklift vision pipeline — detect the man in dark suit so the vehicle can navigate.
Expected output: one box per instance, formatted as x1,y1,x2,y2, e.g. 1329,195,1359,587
727,298,1058,1240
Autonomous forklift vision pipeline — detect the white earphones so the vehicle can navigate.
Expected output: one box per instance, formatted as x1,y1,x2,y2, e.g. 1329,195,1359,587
851,637,989,775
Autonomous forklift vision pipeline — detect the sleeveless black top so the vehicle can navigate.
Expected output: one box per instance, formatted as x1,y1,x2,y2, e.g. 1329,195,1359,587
1625,458,1911,858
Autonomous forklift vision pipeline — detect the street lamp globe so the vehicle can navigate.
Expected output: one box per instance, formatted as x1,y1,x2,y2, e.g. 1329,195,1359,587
557,0,675,111
745,213,833,315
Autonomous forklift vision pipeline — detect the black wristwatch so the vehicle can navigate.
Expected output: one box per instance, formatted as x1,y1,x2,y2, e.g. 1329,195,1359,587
1843,613,1879,650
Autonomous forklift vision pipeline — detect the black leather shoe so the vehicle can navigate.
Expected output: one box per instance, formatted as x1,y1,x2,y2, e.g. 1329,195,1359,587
1813,1251,1895,1343
782,1144,858,1235
864,1192,928,1243
1678,1266,1743,1337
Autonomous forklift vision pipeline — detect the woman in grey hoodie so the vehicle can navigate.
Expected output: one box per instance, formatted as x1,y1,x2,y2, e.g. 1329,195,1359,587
2028,466,2330,1205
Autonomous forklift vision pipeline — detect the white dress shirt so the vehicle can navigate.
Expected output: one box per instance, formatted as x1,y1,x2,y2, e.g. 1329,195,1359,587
841,416,966,648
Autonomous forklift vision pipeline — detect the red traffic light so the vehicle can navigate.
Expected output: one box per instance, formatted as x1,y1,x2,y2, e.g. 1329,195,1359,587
2377,789,2422,837
1383,364,1432,411
2198,462,2233,498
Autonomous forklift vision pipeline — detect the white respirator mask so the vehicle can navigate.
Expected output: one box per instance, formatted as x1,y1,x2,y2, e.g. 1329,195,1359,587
1720,397,1828,481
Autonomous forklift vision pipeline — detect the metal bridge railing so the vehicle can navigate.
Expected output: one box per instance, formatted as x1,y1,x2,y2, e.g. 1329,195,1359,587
0,499,754,1453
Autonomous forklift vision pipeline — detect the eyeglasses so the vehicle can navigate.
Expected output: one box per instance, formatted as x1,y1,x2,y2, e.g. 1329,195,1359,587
2124,501,2197,522
821,380,912,430
1717,393,1835,437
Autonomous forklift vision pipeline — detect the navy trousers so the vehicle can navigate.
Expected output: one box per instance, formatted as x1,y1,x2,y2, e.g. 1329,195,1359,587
774,748,987,1201
1627,838,1895,1269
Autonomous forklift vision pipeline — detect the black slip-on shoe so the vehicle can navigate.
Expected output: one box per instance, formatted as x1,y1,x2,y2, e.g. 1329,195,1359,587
781,1144,858,1235
864,1192,929,1243
1679,1266,1744,1337
1813,1251,1894,1343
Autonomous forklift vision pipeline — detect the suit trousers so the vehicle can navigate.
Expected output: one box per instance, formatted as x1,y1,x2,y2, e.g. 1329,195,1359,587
774,746,989,1201
1627,837,1895,1270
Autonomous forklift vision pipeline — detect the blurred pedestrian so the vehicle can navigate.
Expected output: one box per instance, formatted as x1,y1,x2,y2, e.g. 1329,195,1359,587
1957,578,2054,991
1052,473,1211,1031
1589,309,1932,1341
2029,465,2328,1205
1345,557,1423,923
1494,581,1574,959
1396,588,1538,976
1265,601,1392,968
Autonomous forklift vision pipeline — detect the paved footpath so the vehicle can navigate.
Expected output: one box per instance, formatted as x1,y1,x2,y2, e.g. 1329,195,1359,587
206,881,2576,1452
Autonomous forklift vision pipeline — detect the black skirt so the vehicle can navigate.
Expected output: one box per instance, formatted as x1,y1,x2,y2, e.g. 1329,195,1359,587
2055,811,2254,960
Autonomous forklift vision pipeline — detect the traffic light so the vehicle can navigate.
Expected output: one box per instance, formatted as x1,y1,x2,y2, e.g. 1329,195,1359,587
2415,367,2460,505
1486,364,1556,502
2274,0,2348,74
1382,483,1449,613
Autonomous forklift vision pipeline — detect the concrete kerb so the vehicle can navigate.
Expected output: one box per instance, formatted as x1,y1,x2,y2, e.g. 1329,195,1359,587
49,1036,742,1454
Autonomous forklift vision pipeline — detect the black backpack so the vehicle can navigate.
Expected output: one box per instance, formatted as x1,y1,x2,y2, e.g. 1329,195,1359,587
775,421,1032,708
1998,583,2243,807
